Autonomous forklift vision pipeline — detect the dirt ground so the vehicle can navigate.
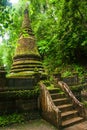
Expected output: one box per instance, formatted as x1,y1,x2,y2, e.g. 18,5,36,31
0,119,58,130
0,119,87,130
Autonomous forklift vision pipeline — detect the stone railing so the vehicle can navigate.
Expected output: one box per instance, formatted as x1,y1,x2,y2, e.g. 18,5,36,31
38,81,61,129
58,81,85,118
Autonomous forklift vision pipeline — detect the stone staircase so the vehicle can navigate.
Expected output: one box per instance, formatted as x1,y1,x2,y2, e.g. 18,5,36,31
48,88,84,128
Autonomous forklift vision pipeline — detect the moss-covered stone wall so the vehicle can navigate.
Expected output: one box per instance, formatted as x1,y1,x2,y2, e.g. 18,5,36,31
0,89,39,114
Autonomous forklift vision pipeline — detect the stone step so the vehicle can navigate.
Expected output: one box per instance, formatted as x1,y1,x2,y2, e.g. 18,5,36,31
51,93,65,99
53,98,69,105
58,104,73,112
11,68,44,73
11,64,44,69
48,88,61,94
47,83,84,129
13,60,42,66
61,110,78,121
62,117,84,128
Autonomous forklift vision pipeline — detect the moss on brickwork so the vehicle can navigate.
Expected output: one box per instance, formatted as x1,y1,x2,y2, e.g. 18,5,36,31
15,37,40,57
7,71,39,78
0,87,39,99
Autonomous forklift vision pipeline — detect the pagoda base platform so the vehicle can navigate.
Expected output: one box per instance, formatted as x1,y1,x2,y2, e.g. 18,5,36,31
7,77,37,89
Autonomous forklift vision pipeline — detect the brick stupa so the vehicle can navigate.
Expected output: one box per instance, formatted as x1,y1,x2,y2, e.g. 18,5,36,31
7,8,45,79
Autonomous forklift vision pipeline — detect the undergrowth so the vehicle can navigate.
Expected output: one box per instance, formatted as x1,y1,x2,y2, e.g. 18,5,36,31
0,113,24,127
0,111,41,127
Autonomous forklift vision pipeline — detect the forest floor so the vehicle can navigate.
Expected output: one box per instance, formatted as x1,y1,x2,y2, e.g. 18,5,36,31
0,119,87,130
0,119,57,130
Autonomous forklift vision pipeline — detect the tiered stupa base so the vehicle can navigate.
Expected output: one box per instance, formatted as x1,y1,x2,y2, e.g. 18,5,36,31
9,55,45,78
7,55,45,89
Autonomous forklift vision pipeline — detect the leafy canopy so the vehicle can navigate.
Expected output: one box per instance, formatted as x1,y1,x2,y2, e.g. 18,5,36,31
0,0,87,73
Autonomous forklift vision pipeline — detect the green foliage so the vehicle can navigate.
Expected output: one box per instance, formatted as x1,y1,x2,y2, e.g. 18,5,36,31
54,63,86,78
43,80,54,89
56,0,87,63
0,113,24,126
0,0,87,73
31,0,87,71
62,71,72,77
82,100,87,108
0,87,40,99
71,85,83,92
0,111,41,127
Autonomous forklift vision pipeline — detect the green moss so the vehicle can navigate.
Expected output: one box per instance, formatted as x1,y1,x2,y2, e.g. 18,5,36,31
15,37,40,56
6,71,42,78
15,49,40,56
6,72,35,78
82,100,87,108
0,113,24,126
11,65,42,69
47,86,56,90
22,33,29,38
13,60,42,66
0,87,39,99
0,112,41,127
70,84,83,92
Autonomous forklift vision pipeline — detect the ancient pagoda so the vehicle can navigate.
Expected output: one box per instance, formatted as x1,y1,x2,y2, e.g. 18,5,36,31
7,7,45,80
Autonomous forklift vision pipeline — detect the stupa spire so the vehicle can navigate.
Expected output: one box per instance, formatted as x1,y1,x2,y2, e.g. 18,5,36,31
22,7,31,31
22,8,30,27
21,7,33,37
